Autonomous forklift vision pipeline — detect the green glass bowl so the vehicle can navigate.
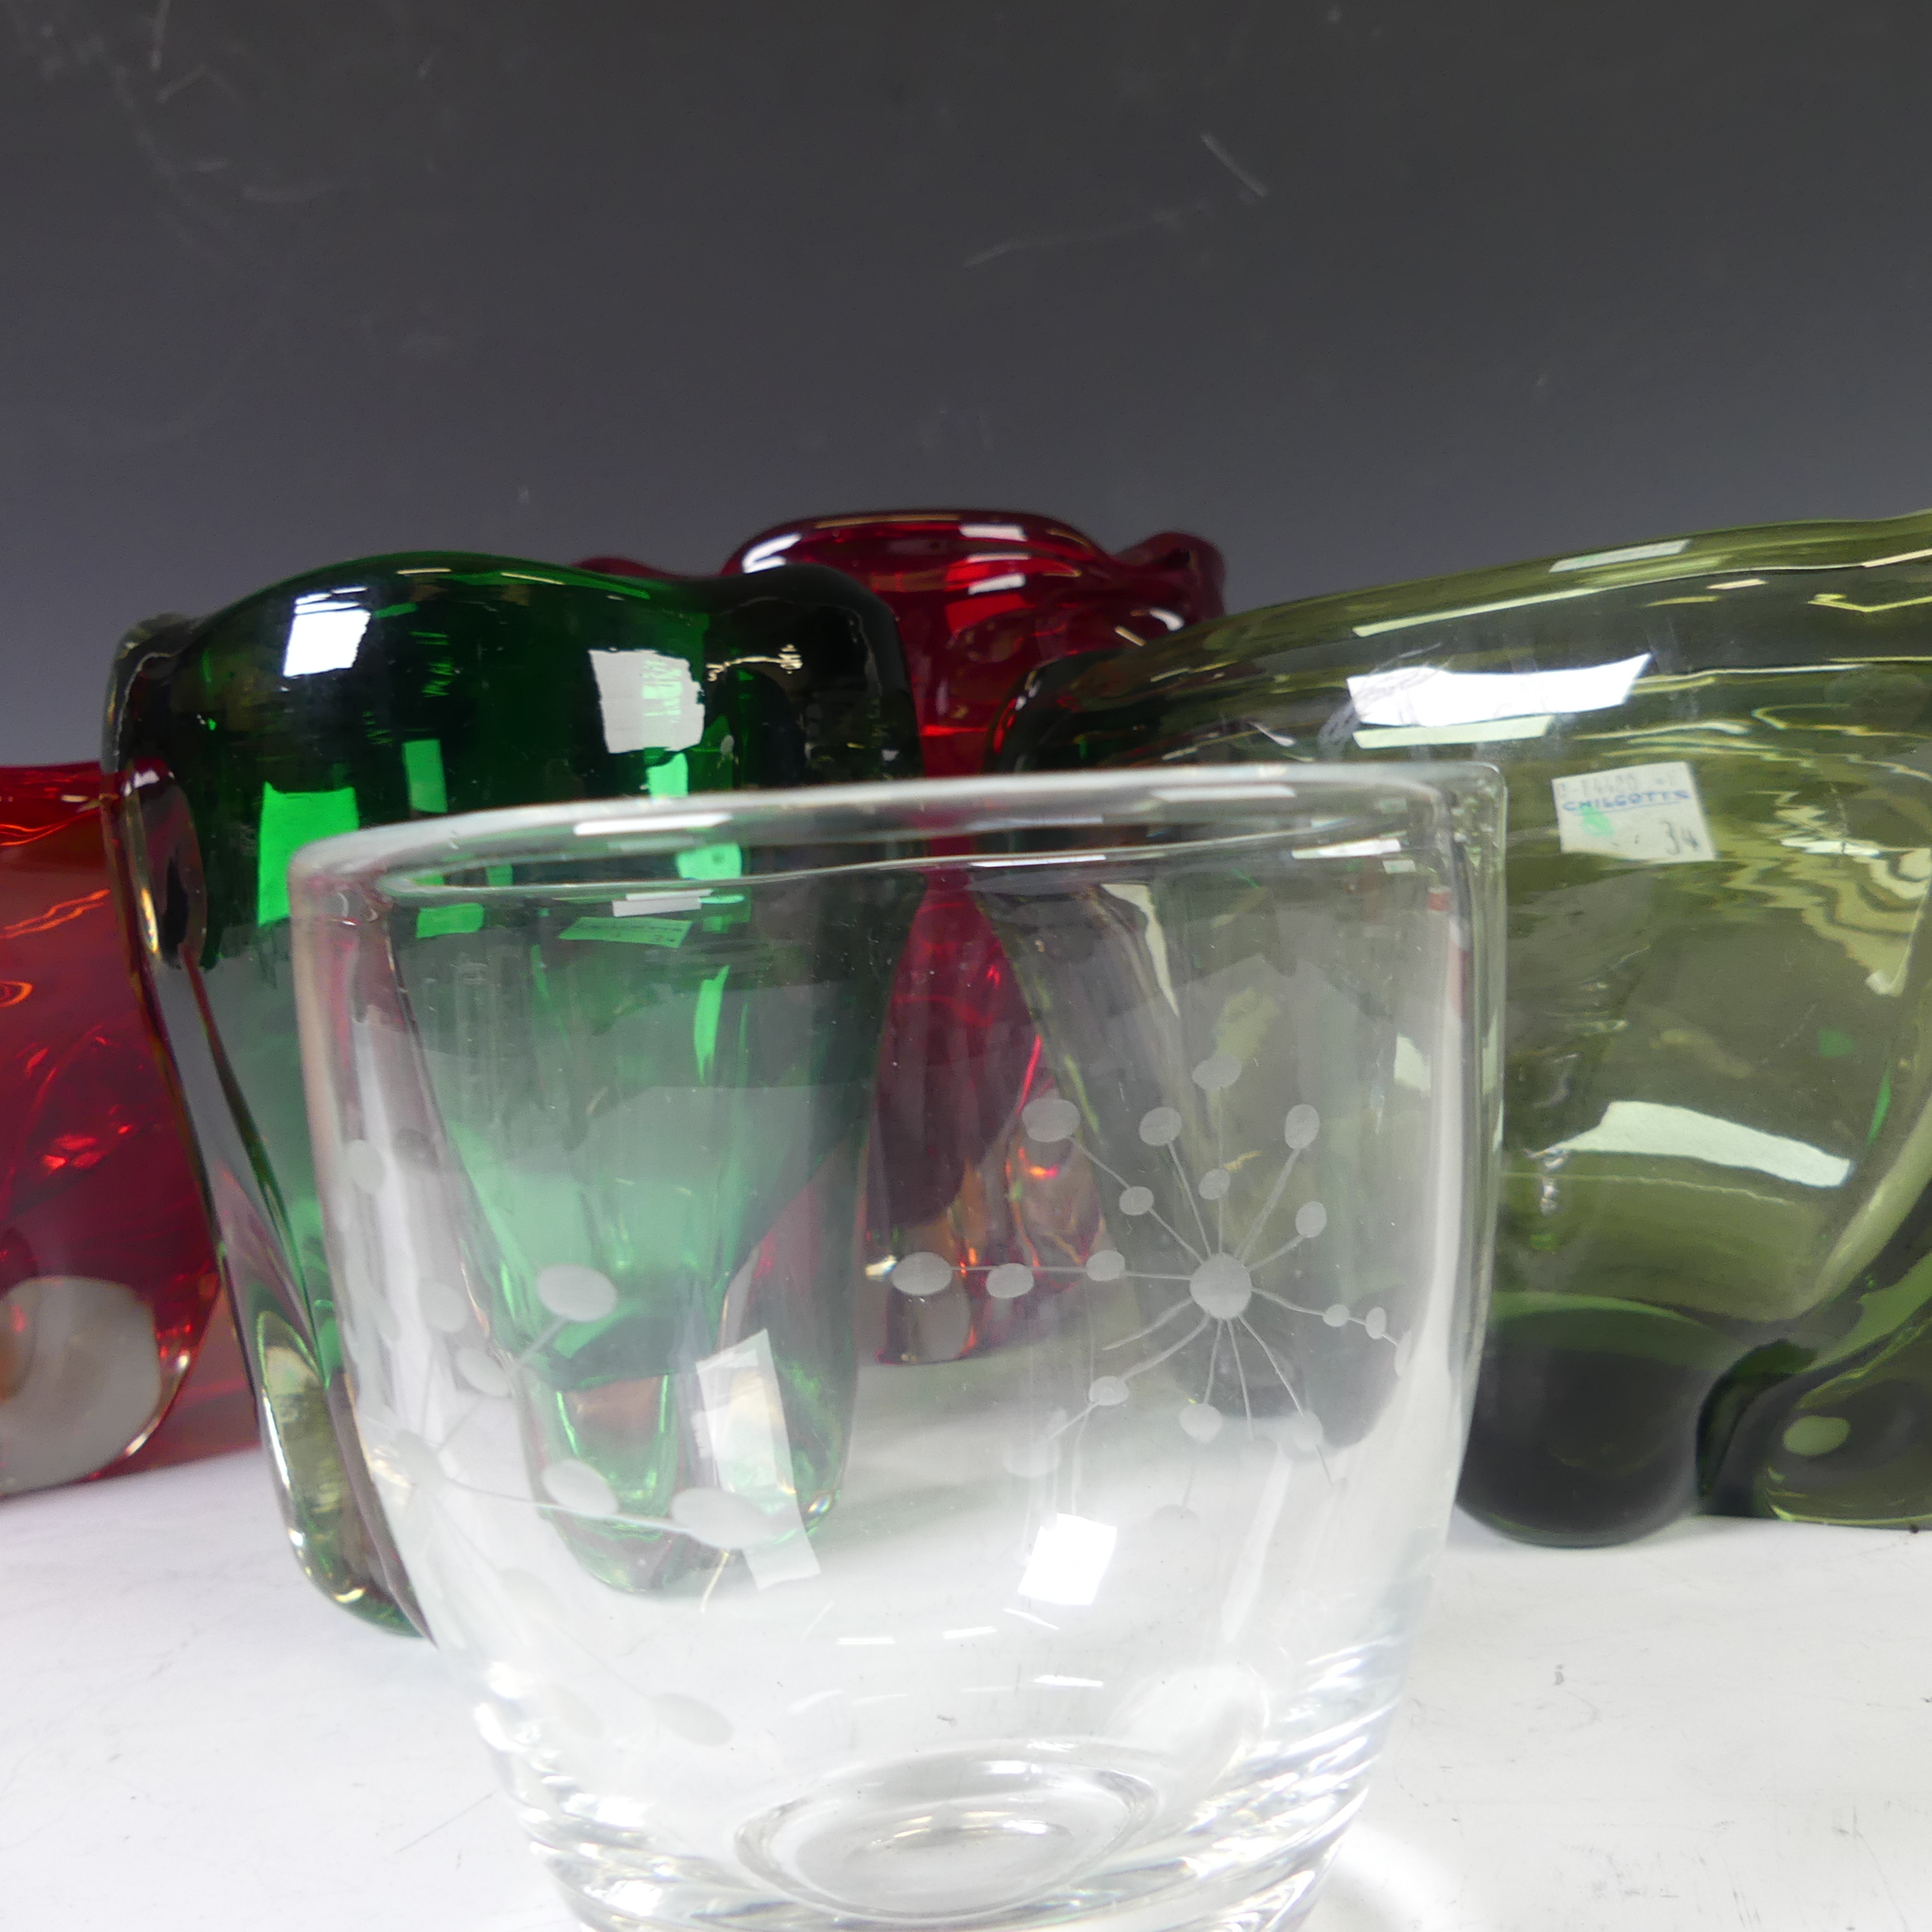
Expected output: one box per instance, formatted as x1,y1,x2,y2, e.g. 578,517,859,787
105,552,918,1627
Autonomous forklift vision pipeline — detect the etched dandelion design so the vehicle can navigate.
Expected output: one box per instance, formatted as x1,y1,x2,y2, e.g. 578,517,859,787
887,1050,1412,1466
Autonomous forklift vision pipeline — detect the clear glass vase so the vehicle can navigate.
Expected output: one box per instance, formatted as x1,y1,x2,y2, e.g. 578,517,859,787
290,765,1502,1932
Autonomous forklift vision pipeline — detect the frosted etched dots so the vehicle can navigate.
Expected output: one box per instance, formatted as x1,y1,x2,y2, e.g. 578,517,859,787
1178,1401,1224,1443
369,1295,402,1347
497,1567,567,1626
1004,1436,1061,1478
344,1138,387,1194
548,1683,606,1739
392,1431,449,1498
653,1693,732,1748
1364,1308,1388,1341
536,1264,619,1324
541,1458,620,1518
891,1251,953,1298
1285,1412,1325,1454
1191,1050,1242,1091
987,1070,1365,1473
456,1347,512,1397
671,1485,778,1550
986,1263,1035,1301
1022,1095,1082,1143
1189,1252,1253,1320
900,1065,1360,1483
419,1278,470,1334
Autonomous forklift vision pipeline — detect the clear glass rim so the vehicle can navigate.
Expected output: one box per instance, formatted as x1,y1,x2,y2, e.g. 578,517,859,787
288,762,1504,904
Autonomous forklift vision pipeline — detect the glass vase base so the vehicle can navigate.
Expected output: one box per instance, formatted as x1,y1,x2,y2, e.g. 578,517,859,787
736,1751,1157,1922
534,1754,1362,1932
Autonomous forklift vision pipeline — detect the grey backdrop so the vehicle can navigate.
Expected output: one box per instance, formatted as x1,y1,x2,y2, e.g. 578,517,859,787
4,0,1930,762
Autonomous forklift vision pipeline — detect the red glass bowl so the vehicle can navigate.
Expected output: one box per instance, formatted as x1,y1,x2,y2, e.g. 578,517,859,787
585,507,1224,779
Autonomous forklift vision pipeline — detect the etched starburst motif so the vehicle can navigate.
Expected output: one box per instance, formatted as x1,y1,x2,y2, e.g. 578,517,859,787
889,1050,1410,1458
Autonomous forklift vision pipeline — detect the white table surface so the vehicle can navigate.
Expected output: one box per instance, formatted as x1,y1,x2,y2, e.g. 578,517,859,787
5,1451,1928,1931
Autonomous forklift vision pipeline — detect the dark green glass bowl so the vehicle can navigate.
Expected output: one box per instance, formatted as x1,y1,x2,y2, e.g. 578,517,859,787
997,507,1932,1544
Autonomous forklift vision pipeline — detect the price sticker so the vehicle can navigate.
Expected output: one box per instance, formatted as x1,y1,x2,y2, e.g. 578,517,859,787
1551,760,1715,864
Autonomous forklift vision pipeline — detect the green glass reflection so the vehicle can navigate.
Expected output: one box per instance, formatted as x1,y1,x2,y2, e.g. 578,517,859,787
107,552,919,1627
997,506,1932,1543
390,860,921,1590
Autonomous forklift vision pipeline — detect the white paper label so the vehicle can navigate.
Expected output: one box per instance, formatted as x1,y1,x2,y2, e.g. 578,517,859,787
1552,761,1714,864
